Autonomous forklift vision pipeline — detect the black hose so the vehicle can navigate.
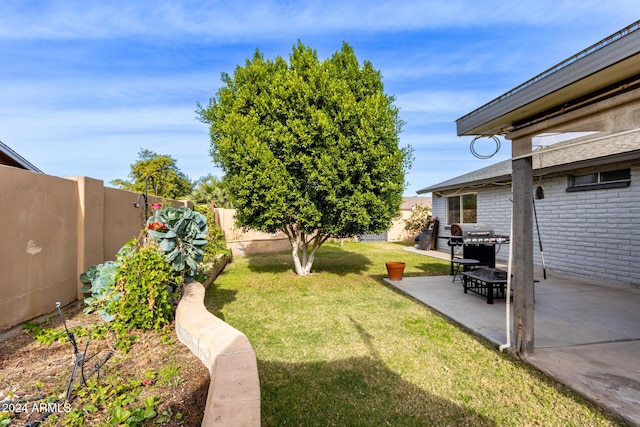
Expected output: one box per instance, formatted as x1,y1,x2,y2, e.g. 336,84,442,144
532,197,547,280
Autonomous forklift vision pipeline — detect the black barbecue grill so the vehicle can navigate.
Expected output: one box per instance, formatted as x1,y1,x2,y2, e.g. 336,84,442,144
448,223,509,274
449,223,508,245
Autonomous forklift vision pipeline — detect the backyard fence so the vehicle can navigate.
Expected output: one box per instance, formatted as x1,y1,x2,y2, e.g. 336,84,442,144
0,166,190,330
1,164,420,330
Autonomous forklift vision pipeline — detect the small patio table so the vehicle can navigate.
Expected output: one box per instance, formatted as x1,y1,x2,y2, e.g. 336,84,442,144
460,268,508,304
451,258,480,283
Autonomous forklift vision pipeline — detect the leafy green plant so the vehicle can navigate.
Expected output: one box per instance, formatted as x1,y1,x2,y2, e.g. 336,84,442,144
61,376,160,426
61,410,84,426
114,245,181,330
0,412,13,427
23,321,66,345
193,204,231,283
80,237,179,335
77,205,212,344
80,206,215,332
158,359,183,387
108,395,158,426
23,320,114,347
109,406,132,425
146,206,208,280
155,406,183,424
80,260,121,322
193,204,230,261
22,320,45,336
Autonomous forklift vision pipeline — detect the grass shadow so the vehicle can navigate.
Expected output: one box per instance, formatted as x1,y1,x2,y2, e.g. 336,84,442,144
245,244,373,276
203,284,238,320
257,314,495,426
259,356,496,426
244,250,295,274
309,245,373,275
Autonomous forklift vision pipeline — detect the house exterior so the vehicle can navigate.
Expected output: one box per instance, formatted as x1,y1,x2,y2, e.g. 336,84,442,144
445,20,640,354
418,131,640,287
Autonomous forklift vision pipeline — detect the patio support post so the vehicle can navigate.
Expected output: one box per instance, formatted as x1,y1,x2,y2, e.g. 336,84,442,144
510,136,535,355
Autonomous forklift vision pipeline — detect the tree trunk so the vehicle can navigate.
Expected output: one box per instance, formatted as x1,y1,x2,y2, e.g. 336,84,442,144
284,224,327,276
291,237,305,276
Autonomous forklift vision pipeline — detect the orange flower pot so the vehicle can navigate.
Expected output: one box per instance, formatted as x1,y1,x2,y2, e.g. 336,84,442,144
385,262,406,281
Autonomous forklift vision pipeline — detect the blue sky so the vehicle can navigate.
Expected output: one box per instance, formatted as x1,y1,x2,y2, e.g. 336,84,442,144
2,1,639,195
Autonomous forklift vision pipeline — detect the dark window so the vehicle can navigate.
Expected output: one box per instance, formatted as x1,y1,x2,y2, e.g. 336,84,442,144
567,168,630,192
447,194,476,224
601,169,631,182
447,196,460,224
462,194,477,223
573,173,598,186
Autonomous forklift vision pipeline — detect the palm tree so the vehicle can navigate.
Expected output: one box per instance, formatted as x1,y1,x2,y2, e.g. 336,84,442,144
190,175,233,208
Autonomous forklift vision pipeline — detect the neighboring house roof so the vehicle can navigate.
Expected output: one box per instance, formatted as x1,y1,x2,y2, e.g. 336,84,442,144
457,20,640,136
418,129,640,194
0,141,43,173
401,196,431,210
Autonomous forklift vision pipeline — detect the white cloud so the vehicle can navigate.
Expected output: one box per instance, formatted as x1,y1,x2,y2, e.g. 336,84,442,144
1,73,216,109
397,90,495,115
2,105,203,136
1,1,638,41
3,0,639,196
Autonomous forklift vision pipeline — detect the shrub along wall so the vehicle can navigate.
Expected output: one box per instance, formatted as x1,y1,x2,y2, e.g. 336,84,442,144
0,165,190,330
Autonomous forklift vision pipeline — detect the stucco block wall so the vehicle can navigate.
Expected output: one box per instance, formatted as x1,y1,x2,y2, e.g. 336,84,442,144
215,207,291,256
104,187,143,260
388,210,420,242
0,167,79,329
0,166,191,330
429,161,640,287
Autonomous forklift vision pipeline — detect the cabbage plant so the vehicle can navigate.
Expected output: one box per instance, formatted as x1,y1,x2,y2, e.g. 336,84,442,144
80,260,120,321
146,206,208,280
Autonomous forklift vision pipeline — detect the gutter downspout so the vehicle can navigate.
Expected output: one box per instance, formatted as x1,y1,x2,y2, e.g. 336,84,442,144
499,187,514,353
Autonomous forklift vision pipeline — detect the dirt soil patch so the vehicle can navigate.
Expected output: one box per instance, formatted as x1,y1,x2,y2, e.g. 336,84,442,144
0,302,209,426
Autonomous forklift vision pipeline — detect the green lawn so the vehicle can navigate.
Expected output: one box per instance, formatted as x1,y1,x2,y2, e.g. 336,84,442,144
204,241,624,426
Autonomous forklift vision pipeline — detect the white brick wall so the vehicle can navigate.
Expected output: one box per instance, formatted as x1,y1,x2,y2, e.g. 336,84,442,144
430,163,640,286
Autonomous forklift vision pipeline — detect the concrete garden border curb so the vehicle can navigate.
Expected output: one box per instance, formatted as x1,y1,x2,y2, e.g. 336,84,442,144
175,278,260,426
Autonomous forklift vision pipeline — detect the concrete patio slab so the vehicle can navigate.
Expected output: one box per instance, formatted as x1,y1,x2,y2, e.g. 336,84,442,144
529,341,640,425
385,249,640,426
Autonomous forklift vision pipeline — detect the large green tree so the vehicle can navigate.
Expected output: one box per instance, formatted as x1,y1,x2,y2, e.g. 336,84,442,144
112,149,193,199
198,41,412,275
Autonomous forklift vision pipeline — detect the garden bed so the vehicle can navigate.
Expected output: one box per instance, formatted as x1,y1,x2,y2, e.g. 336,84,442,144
0,302,209,426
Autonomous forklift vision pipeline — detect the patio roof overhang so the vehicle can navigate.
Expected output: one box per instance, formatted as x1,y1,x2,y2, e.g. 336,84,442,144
418,134,640,194
453,20,640,356
456,21,640,137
